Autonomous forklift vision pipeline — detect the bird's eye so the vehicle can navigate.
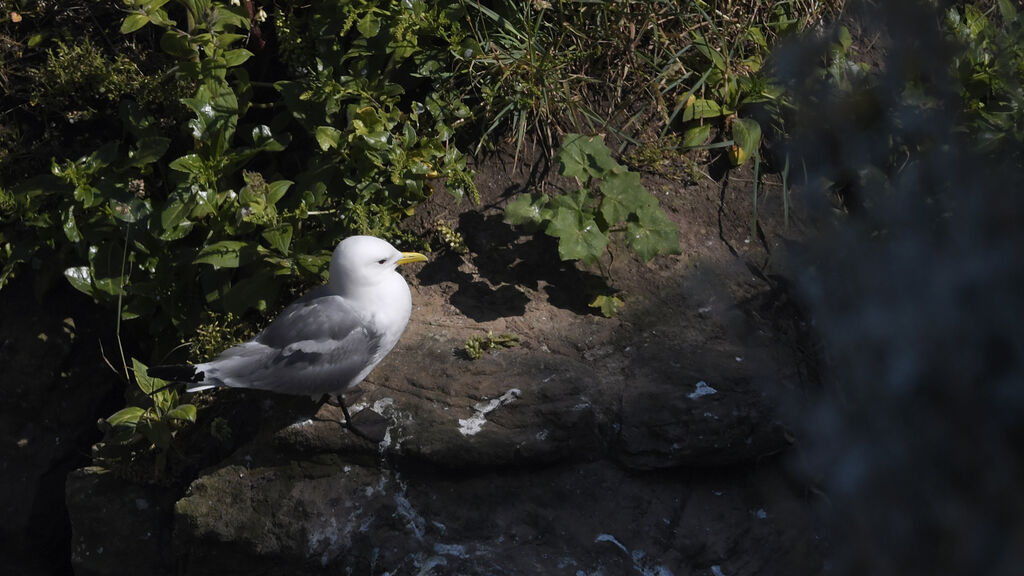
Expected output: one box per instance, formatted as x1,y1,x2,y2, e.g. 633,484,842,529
378,258,387,265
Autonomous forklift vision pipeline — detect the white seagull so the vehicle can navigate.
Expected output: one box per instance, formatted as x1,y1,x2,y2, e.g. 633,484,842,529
149,235,427,433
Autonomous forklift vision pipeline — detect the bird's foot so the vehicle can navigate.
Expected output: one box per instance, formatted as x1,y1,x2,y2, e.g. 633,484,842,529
320,394,385,443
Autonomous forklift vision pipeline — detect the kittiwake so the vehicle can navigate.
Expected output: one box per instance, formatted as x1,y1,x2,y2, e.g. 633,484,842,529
148,235,427,433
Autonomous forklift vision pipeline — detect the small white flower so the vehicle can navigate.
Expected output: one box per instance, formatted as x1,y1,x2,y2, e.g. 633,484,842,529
256,8,267,22
230,0,240,6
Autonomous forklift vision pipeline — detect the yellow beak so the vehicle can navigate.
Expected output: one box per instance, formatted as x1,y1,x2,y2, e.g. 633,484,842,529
397,252,428,265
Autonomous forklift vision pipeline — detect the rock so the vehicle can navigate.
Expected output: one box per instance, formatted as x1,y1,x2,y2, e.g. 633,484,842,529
616,342,792,469
65,467,177,576
60,151,824,574
0,281,118,576
172,458,819,575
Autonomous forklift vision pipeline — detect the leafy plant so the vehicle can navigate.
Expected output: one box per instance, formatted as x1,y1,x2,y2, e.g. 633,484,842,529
1,0,479,357
99,358,197,477
464,331,520,360
505,133,680,266
589,293,624,318
947,1,1024,160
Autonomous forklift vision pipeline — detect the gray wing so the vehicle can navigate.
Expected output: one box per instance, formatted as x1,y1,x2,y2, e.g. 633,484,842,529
202,290,384,396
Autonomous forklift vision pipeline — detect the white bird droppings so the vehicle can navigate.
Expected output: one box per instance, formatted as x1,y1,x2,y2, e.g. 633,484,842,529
688,381,718,399
458,388,521,436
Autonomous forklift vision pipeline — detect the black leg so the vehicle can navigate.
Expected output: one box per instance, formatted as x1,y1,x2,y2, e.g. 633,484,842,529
320,393,374,441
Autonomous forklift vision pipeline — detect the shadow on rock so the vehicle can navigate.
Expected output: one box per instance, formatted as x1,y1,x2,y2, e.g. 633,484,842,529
417,209,611,320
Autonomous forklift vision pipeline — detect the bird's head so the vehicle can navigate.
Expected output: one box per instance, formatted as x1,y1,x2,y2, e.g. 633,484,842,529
328,235,427,293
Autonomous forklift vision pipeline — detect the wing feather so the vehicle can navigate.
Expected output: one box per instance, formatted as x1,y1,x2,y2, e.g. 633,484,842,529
202,290,385,395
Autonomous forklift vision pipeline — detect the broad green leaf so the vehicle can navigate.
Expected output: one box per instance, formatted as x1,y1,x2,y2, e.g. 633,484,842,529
998,0,1017,22
164,404,197,423
160,29,194,59
223,48,253,67
681,98,724,121
109,197,151,223
252,125,290,152
545,208,608,264
315,126,342,150
357,14,381,37
504,193,549,226
262,224,293,255
729,117,762,166
129,136,171,167
296,252,332,280
63,208,81,243
121,13,150,34
194,240,256,268
547,188,590,215
557,134,622,179
88,242,127,296
169,153,205,174
64,266,94,296
267,180,293,205
626,203,680,262
138,419,171,450
589,294,624,318
693,33,727,71
132,357,162,395
599,171,649,224
73,184,98,208
160,198,189,231
106,406,146,428
158,199,193,241
223,269,277,314
682,124,712,148
837,26,852,51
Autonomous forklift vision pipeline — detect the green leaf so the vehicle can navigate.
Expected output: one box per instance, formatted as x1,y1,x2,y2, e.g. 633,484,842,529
266,180,293,205
169,153,205,175
158,199,193,241
63,208,82,243
693,32,727,71
138,419,171,450
837,26,852,51
547,188,591,215
121,13,150,34
262,224,293,255
545,208,609,264
194,240,256,268
589,294,624,318
556,134,622,179
222,269,277,314
729,117,762,166
504,193,549,226
132,357,163,395
160,29,194,59
129,137,171,167
223,48,253,67
357,13,381,37
599,171,649,224
682,124,712,148
109,197,151,223
164,404,197,423
88,242,128,296
252,125,290,152
315,126,342,151
681,98,724,121
107,406,146,428
64,266,94,296
626,203,680,262
998,0,1017,22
